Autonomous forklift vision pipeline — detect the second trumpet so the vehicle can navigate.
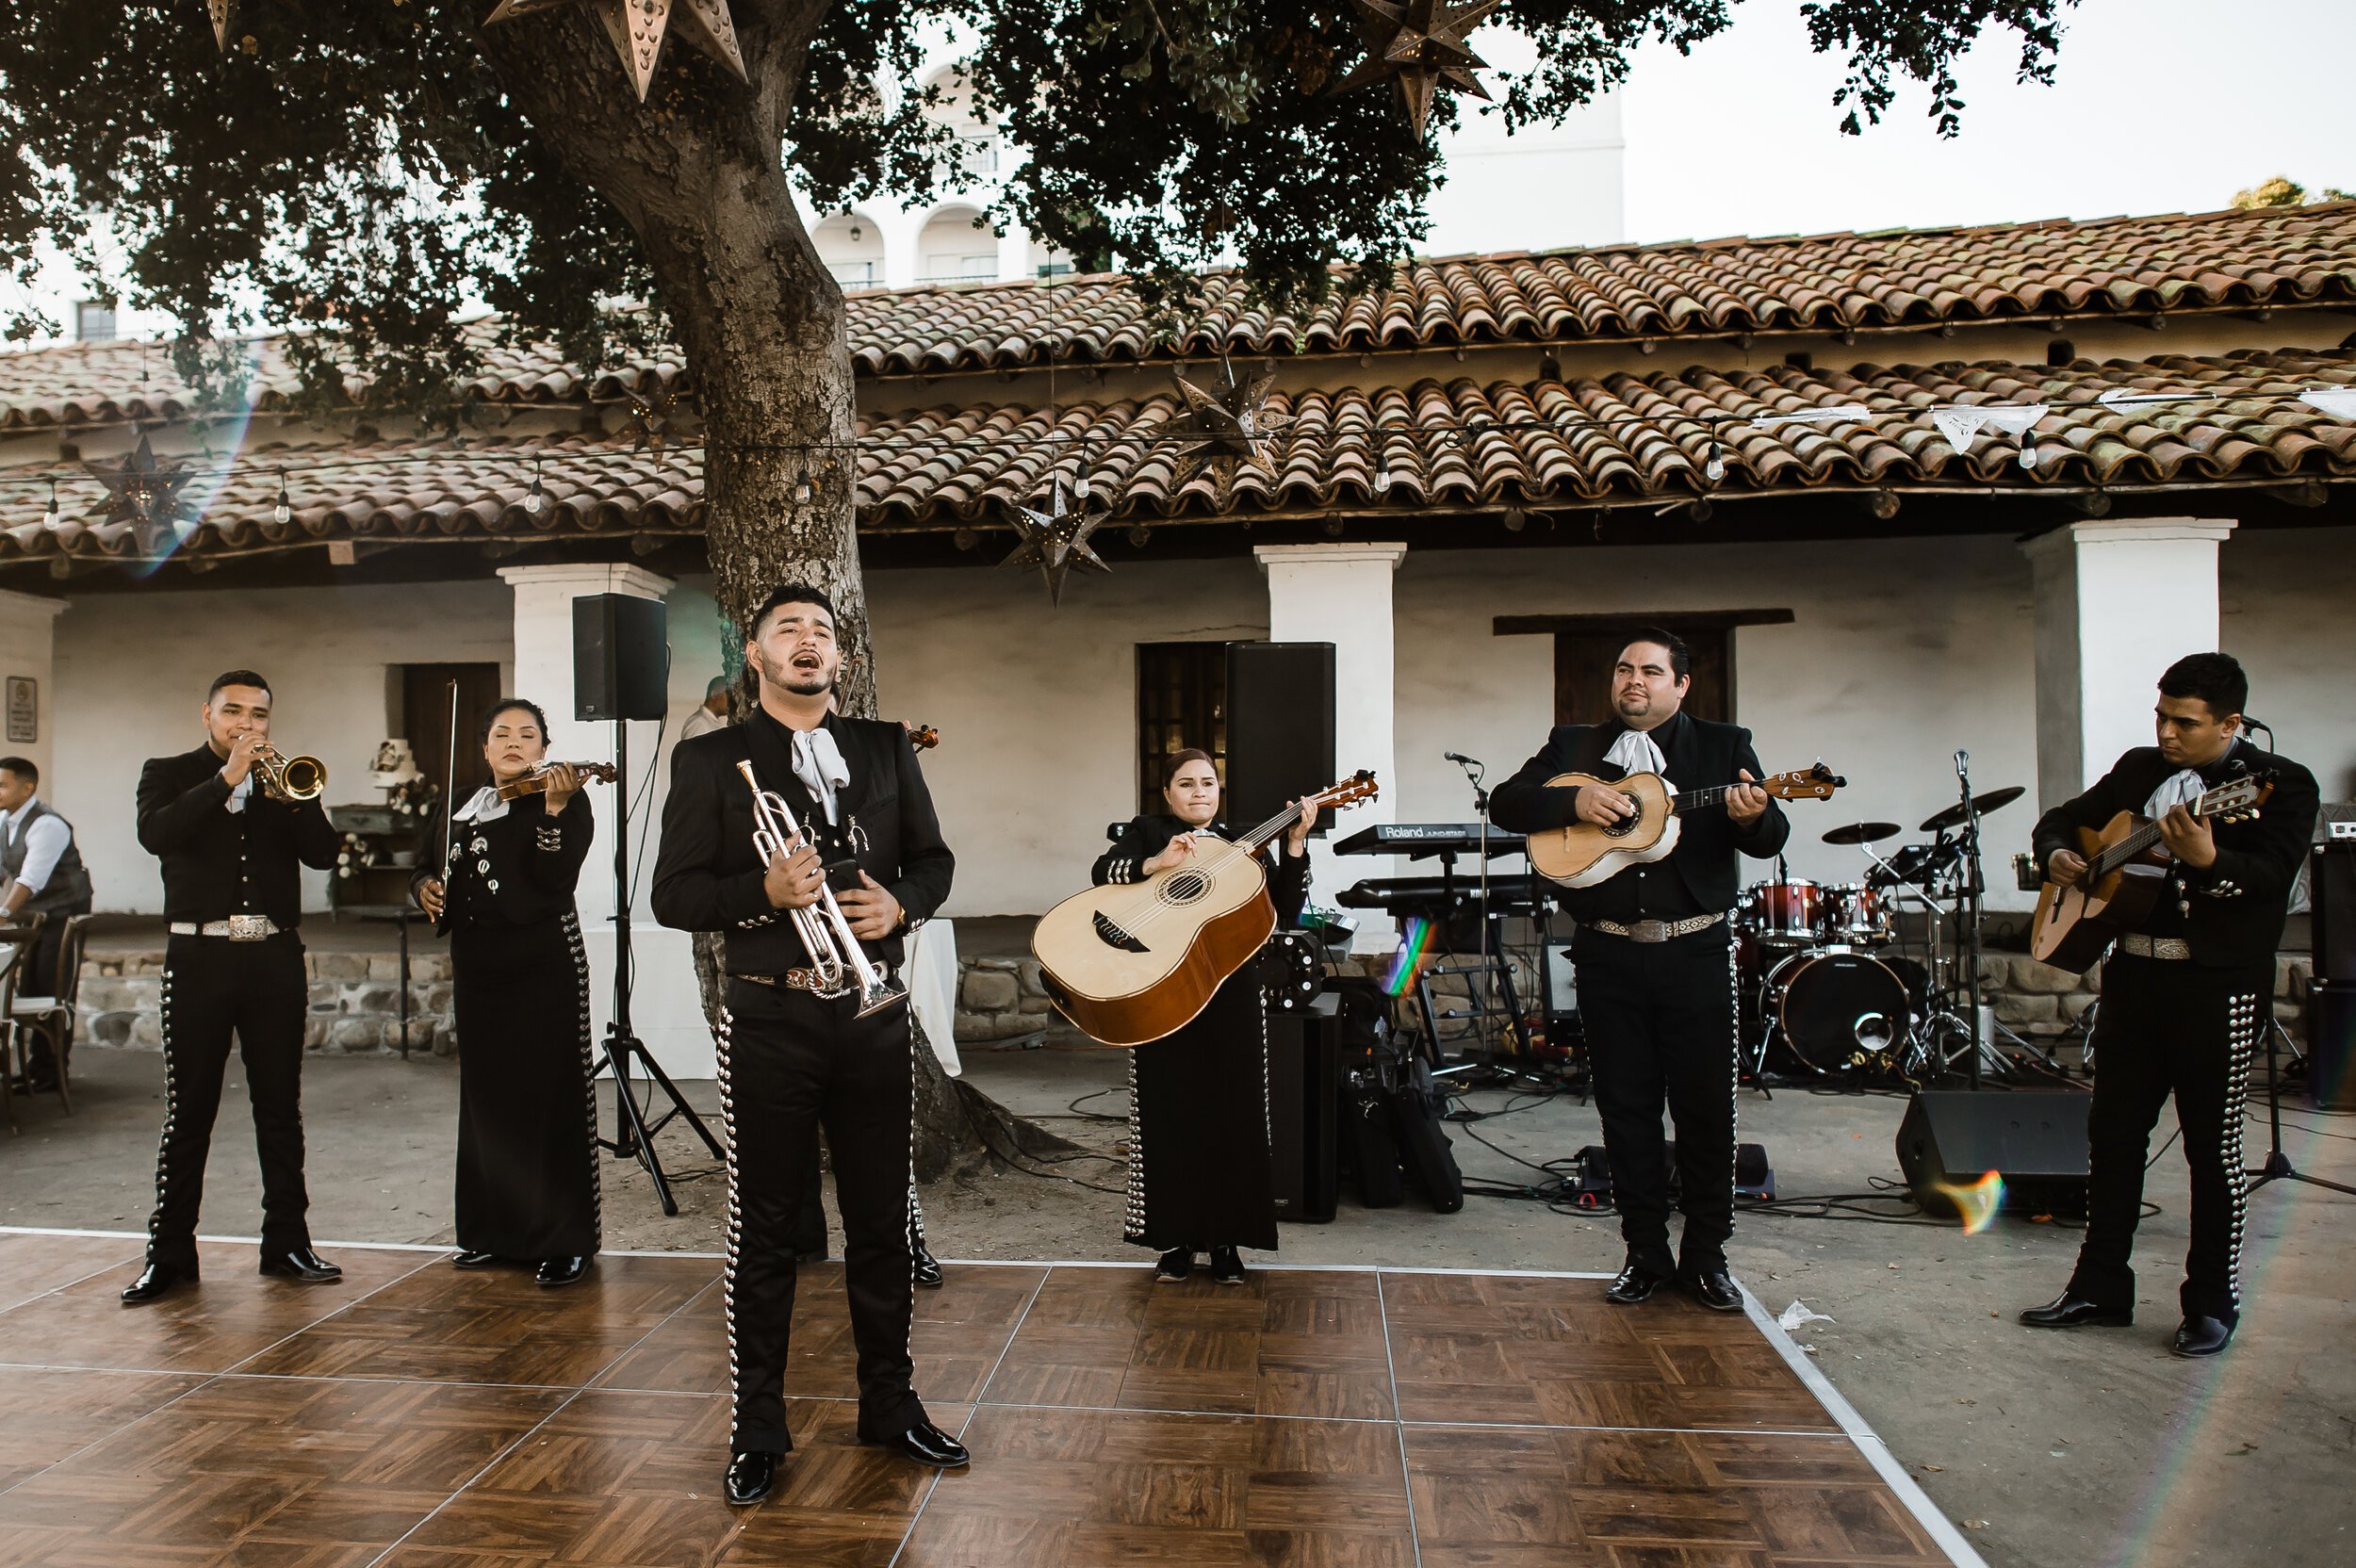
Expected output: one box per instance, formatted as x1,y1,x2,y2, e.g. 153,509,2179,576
735,759,907,1018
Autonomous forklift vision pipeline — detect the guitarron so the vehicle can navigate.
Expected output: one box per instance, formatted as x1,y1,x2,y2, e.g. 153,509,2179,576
1033,772,1380,1048
2027,773,2272,973
1526,763,1845,888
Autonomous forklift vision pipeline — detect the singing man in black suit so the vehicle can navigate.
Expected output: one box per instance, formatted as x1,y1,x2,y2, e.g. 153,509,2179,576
2021,652,2317,1358
651,582,962,1504
1493,629,1786,1311
125,670,345,1305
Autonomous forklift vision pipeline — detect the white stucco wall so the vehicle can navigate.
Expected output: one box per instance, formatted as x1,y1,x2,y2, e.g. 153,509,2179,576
2223,524,2356,802
1391,536,2049,908
55,580,516,913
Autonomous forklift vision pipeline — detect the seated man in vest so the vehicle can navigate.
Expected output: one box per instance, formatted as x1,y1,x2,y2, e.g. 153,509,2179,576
0,756,93,1091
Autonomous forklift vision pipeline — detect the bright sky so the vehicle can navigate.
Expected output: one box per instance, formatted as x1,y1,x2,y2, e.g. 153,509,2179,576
1617,0,2356,243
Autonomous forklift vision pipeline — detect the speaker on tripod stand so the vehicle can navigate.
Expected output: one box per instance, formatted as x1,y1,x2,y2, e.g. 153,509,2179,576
572,594,723,1213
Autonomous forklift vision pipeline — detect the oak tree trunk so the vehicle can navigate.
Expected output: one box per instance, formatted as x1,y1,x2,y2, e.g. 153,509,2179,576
478,8,1002,1177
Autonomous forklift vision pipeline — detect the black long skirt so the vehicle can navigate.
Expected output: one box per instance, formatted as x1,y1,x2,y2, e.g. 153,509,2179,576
1124,972,1278,1252
452,912,599,1259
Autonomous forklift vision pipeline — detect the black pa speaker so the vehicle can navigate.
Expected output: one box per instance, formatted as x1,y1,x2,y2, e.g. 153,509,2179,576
1896,1090,2090,1217
1225,642,1335,834
1268,995,1341,1224
2307,982,2356,1112
573,594,668,721
2311,842,2356,985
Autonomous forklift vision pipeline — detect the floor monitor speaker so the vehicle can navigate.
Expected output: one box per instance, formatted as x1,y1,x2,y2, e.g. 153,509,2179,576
1896,1090,2089,1217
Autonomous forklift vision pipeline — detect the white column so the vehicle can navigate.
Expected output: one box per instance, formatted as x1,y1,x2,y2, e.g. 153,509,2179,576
497,564,713,1077
1254,543,1407,953
2021,518,2236,808
0,590,65,789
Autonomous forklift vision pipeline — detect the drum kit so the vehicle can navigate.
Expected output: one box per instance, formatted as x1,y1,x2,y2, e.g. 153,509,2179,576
1736,783,2030,1084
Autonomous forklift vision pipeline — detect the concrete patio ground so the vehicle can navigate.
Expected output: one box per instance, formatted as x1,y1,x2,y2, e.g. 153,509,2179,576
4,1041,2351,1568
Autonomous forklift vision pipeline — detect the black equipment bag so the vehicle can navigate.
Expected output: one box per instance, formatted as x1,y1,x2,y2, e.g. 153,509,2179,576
1386,1058,1465,1214
1342,1074,1406,1208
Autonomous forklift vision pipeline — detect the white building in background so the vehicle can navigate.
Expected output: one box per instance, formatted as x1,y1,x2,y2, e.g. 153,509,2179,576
796,49,1627,293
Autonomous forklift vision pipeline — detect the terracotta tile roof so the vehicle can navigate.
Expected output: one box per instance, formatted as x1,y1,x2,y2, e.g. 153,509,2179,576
6,348,2348,566
3,206,2351,429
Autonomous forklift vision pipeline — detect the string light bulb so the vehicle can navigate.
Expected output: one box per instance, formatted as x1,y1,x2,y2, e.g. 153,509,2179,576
1374,450,1392,494
41,479,57,531
2018,433,2042,471
273,470,290,526
793,476,812,505
525,461,544,515
1703,440,1726,482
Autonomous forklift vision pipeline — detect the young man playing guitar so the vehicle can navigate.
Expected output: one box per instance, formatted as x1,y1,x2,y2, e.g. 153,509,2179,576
1493,629,1787,1311
2021,653,2316,1358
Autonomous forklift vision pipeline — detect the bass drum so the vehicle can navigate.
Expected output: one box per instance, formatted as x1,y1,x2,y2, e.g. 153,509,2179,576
1767,948,1914,1071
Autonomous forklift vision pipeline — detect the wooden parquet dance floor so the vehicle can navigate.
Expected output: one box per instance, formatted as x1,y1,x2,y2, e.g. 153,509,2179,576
0,1229,1973,1567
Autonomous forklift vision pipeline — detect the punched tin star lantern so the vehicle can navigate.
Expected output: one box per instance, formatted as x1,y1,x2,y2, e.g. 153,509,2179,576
1168,356,1287,481
1000,474,1111,607
622,381,695,451
85,436,202,555
1331,0,1504,139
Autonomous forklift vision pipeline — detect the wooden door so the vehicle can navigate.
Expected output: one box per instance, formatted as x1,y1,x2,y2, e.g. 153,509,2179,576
401,663,504,798
1552,627,1729,727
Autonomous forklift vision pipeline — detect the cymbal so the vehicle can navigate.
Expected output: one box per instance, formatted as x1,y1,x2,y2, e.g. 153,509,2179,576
1821,821,1902,846
1919,785,2027,834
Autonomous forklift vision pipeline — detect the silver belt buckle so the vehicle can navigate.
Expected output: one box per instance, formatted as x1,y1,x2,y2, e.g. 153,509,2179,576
1628,919,1670,944
225,914,272,941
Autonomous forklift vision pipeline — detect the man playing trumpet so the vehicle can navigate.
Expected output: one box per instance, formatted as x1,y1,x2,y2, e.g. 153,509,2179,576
124,671,343,1304
652,584,960,1504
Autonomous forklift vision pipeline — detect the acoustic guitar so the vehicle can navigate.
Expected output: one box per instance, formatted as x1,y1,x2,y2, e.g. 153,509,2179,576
1526,763,1845,888
2027,773,2272,973
1033,771,1381,1048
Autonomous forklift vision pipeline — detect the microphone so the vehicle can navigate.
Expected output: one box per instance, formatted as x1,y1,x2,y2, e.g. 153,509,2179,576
1444,751,1481,767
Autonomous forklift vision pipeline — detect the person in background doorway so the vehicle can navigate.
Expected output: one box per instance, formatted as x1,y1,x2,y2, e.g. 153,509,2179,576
680,674,732,741
0,755,92,1092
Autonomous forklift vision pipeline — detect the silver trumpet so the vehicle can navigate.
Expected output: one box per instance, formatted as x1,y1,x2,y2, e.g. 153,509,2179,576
735,760,908,1018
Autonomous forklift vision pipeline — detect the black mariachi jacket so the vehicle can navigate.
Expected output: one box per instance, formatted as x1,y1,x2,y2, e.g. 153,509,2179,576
136,742,340,927
1489,711,1790,923
2030,738,2318,972
650,709,954,972
1092,813,1313,926
410,791,595,932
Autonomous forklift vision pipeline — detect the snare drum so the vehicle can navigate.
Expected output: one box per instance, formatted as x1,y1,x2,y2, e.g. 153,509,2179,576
1741,879,1820,946
1820,882,1891,945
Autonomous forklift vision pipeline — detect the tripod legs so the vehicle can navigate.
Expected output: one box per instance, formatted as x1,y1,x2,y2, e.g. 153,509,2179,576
2247,1012,2356,1199
601,1025,726,1217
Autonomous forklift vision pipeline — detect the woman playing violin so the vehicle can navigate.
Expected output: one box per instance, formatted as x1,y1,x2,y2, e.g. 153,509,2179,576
412,699,600,1287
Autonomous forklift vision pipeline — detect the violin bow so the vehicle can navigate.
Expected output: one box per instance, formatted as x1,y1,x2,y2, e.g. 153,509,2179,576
439,678,460,876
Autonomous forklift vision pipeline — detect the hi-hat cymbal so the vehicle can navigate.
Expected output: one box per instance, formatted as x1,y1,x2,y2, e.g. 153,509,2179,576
1822,821,1902,846
1919,785,2027,834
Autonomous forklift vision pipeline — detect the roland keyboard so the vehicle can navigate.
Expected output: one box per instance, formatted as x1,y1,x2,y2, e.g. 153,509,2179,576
1332,823,1527,860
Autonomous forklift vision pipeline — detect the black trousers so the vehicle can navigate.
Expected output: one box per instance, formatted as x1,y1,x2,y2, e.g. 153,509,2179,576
145,934,313,1268
2069,955,2268,1324
718,978,923,1453
1573,927,1740,1280
790,1131,930,1260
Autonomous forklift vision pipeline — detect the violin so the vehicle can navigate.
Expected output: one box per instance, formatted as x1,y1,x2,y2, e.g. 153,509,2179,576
496,761,620,802
904,723,940,751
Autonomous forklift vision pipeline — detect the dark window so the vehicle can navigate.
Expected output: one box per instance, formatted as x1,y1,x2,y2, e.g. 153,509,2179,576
401,662,505,801
1783,351,1813,372
1135,642,1226,816
2046,337,2075,368
1552,627,1730,727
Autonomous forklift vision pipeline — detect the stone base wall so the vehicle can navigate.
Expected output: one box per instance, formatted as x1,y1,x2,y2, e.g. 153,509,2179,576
77,949,457,1056
1977,950,2313,1037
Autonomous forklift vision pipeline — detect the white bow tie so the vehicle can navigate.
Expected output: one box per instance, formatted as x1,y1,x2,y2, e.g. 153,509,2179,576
792,727,851,825
1603,727,1669,781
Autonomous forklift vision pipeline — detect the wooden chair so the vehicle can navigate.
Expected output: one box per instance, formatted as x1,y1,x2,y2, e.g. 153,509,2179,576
8,911,87,1116
0,912,42,1132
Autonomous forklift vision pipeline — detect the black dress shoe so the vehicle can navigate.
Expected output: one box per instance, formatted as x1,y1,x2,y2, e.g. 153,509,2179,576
121,1260,196,1306
451,1250,499,1269
2171,1315,2234,1358
1680,1266,1743,1313
859,1417,971,1468
1208,1246,1248,1284
2020,1292,2133,1329
911,1239,944,1288
1154,1249,1194,1282
259,1247,343,1282
1604,1263,1667,1305
724,1448,779,1506
536,1256,590,1288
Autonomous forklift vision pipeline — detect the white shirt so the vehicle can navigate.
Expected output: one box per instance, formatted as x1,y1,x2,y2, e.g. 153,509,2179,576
2,797,71,895
224,771,253,814
680,705,727,741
